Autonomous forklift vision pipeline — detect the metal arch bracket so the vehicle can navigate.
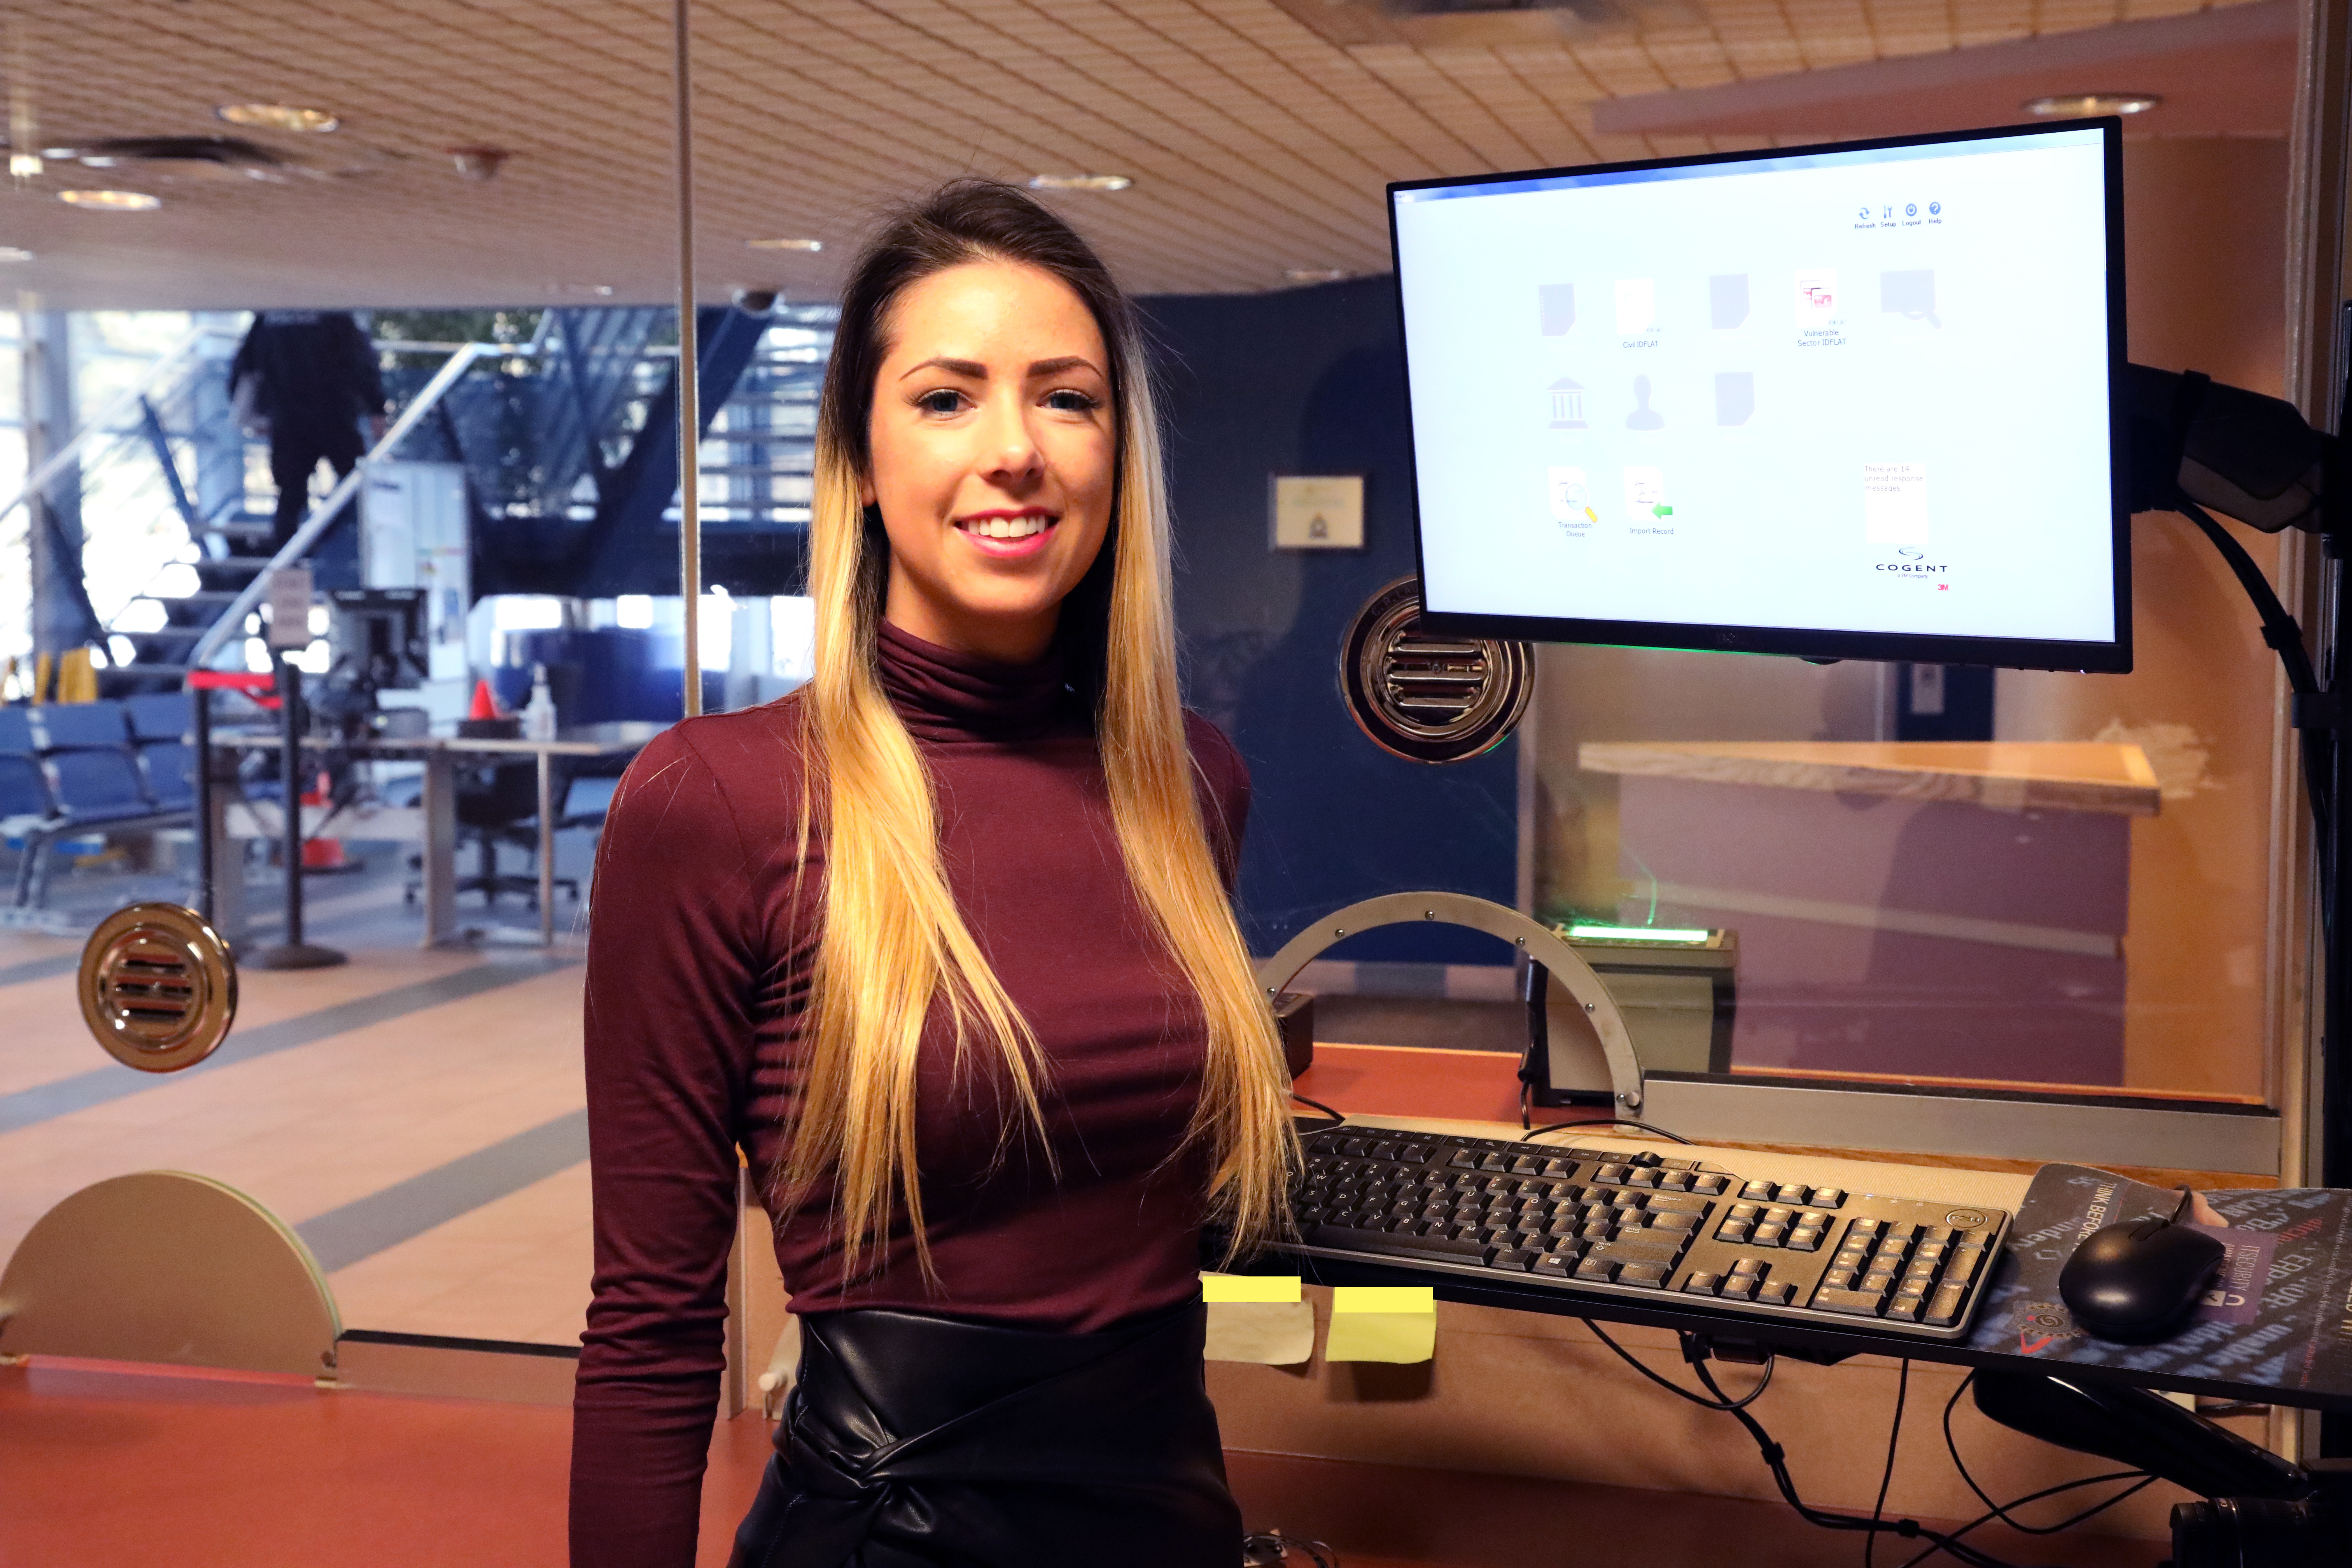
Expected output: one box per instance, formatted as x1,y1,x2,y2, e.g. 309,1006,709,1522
1254,891,1645,1112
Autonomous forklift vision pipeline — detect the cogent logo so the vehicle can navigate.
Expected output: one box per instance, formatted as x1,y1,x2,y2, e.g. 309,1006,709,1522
1879,547,1948,575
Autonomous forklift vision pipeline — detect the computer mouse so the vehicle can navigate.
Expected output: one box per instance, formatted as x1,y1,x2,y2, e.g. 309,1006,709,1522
2058,1200,2226,1342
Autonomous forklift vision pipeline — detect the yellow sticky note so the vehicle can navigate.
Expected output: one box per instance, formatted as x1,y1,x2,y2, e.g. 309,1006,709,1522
1324,1285,1436,1364
1200,1273,1301,1303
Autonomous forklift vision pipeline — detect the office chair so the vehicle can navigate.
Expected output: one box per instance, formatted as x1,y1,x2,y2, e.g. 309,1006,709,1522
402,758,580,911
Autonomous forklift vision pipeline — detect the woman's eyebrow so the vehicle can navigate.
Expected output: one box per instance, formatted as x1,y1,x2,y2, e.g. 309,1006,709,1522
1027,355,1100,379
898,356,987,381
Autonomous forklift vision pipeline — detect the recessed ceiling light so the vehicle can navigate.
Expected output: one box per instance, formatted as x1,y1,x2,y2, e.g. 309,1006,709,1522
0,246,34,262
1027,173,1132,192
2025,93,2161,117
57,189,161,211
8,154,38,178
1284,267,1349,284
746,237,824,252
216,103,340,134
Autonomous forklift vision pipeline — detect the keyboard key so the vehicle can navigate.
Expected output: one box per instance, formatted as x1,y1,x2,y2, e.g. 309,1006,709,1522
1729,1202,1762,1222
1811,1188,1846,1209
1450,1150,1479,1169
1718,1276,1757,1300
1369,1142,1399,1161
1761,1206,1795,1226
1541,1158,1576,1178
1893,1277,1932,1300
1657,1170,1694,1190
1479,1153,1509,1171
1586,1238,1684,1270
1341,1139,1369,1157
1729,1257,1765,1277
1532,1253,1577,1278
1597,1164,1629,1183
1575,1257,1618,1283
1308,1223,1490,1266
1919,1225,1955,1246
1945,1246,1987,1287
1824,1267,1857,1291
1616,1262,1669,1289
1912,1241,1948,1269
1626,1167,1661,1188
1648,1193,1710,1216
1925,1283,1969,1326
1753,1223,1787,1247
1492,1248,1539,1272
1773,1183,1808,1205
1719,1221,1752,1243
1683,1272,1721,1295
1861,1270,1897,1295
1883,1222,1919,1243
1785,1228,1823,1253
1647,1211,1699,1233
1884,1297,1922,1323
1741,1180,1775,1202
1510,1155,1543,1174
1848,1219,1884,1240
1691,1174,1729,1195
1756,1281,1793,1305
1811,1287,1887,1317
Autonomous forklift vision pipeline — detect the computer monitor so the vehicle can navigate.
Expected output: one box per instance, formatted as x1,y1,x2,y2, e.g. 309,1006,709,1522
1389,119,2129,672
328,588,429,691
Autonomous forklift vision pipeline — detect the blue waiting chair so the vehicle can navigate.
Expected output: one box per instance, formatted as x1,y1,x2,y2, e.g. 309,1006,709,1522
28,700,131,751
11,701,194,908
0,706,34,755
124,692,192,744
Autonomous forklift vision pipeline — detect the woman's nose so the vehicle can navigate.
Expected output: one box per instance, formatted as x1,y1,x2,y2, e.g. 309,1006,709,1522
977,396,1043,484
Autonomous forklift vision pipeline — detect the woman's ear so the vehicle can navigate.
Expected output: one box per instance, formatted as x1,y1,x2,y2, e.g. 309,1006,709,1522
858,475,877,508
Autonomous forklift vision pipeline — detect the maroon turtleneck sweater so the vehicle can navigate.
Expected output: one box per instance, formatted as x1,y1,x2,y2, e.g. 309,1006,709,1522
570,623,1250,1567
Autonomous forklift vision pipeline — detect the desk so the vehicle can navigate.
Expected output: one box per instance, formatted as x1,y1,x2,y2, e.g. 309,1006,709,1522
1272,1113,2351,1417
208,723,662,948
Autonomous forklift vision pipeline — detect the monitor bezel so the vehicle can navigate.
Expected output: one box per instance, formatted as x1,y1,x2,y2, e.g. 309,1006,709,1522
1387,117,2132,674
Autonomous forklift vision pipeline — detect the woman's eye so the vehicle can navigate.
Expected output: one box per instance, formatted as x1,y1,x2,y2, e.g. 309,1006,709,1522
915,388,965,415
1043,389,1100,413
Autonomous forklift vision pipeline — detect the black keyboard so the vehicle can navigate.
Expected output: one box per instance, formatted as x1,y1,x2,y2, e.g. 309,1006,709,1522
1279,1123,2011,1341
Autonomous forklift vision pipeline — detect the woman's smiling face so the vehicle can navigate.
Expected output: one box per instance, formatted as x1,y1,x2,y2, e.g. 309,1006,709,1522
863,258,1116,665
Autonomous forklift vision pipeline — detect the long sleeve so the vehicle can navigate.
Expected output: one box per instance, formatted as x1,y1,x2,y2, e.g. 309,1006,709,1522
571,728,766,1568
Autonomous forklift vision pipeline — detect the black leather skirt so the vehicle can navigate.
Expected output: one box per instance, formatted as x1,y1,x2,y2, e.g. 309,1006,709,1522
728,1296,1241,1568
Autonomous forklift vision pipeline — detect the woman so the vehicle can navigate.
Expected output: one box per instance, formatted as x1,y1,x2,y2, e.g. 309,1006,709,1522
570,181,1297,1568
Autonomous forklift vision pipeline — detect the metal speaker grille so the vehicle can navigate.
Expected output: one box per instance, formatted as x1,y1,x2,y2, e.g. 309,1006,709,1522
1340,578,1532,764
78,902,237,1073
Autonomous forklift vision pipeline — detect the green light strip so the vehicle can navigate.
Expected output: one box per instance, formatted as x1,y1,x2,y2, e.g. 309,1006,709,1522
1565,923,1711,944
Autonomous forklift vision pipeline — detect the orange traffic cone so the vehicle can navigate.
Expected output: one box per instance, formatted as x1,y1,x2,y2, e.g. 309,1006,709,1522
469,678,504,720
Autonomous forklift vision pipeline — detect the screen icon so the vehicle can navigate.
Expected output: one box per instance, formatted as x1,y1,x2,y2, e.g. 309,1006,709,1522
1547,376,1588,428
1615,278,1657,335
1624,467,1669,522
1549,466,1597,527
1794,269,1838,326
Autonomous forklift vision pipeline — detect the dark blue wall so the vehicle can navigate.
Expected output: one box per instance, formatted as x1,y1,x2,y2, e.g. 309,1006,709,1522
1144,277,1518,964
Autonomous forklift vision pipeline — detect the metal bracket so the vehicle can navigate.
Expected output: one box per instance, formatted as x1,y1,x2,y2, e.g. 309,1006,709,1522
1253,891,1646,1111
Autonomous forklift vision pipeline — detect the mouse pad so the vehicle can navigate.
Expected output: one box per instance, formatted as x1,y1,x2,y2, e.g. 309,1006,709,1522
1965,1163,2352,1403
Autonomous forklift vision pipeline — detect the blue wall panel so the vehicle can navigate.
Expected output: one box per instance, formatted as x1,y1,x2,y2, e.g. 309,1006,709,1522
1144,277,1518,964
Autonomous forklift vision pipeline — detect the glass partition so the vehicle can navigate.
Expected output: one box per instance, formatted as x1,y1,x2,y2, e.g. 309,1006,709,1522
0,1,687,1352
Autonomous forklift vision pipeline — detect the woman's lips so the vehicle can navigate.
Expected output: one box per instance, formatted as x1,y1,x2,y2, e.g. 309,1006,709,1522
955,511,1057,559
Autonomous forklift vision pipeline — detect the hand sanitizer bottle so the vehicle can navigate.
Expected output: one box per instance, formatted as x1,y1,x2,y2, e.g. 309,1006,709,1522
524,662,558,741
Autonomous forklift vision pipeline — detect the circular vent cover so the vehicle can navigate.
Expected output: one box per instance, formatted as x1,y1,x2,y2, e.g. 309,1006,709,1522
1340,578,1532,764
78,903,238,1073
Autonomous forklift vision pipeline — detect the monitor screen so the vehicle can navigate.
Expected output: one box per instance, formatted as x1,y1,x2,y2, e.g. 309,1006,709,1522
1389,120,2128,672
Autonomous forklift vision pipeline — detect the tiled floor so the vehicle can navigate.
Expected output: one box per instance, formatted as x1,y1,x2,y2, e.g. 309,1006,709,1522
0,1357,2162,1568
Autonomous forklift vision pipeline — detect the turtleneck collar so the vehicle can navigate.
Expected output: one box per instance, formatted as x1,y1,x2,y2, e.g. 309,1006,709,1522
875,620,1077,743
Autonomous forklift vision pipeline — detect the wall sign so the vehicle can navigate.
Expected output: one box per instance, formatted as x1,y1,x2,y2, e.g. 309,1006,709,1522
1271,474,1364,550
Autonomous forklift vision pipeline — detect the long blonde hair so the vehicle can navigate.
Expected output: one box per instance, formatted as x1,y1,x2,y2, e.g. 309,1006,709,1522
782,181,1296,1280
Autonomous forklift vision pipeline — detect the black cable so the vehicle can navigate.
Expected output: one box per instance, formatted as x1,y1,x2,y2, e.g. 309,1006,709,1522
1938,1373,2156,1539
1687,1359,2023,1568
1288,1092,1344,1130
1520,1117,1694,1146
1890,1471,2157,1568
1868,1360,1910,1568
2177,498,2333,850
1580,1318,1775,1412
